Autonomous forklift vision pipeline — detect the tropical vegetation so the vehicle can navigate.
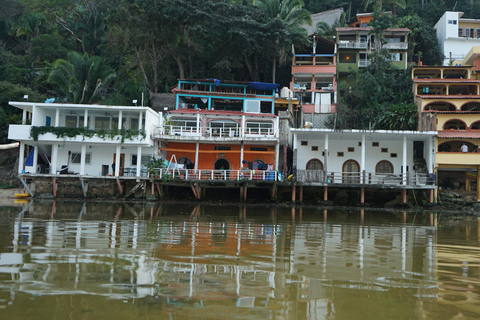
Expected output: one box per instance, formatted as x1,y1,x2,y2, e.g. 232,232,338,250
1,0,478,140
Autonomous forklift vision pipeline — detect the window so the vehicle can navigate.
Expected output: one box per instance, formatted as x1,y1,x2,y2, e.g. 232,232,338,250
376,160,393,174
95,116,110,130
348,147,354,152
448,20,457,25
172,119,198,130
372,142,379,147
306,159,323,170
301,141,308,146
465,28,474,38
390,153,397,158
389,53,403,61
250,147,268,152
337,152,344,157
381,148,388,153
66,115,86,127
131,155,151,166
458,28,463,37
339,53,356,63
209,120,239,136
358,142,362,146
312,146,319,151
215,146,231,151
246,121,273,134
71,153,91,164
477,29,480,38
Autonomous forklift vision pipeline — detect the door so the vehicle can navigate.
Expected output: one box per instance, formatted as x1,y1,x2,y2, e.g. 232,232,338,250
342,160,360,183
113,153,125,176
414,141,424,158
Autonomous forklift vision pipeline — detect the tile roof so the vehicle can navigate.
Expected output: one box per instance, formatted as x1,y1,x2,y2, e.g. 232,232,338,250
417,95,480,99
413,79,480,83
335,27,410,32
438,131,480,138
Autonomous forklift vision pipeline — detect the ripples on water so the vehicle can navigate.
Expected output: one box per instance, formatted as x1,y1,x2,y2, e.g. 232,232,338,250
0,202,479,319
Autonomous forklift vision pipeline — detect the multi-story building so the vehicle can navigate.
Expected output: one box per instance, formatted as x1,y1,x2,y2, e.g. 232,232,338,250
8,101,159,177
435,11,480,65
290,35,337,115
154,79,281,180
413,65,480,199
336,13,410,81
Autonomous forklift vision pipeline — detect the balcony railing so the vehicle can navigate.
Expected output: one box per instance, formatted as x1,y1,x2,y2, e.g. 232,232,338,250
358,59,371,68
338,41,368,49
296,170,434,187
158,126,278,138
148,169,278,182
383,43,408,50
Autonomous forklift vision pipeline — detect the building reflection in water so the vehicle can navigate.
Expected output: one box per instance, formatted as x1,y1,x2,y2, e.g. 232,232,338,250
0,202,477,319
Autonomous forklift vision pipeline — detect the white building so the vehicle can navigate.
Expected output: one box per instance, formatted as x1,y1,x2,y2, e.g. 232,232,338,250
8,101,159,177
435,11,480,65
292,129,436,188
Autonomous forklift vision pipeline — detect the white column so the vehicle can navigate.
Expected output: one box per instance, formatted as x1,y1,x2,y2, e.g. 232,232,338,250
324,133,329,172
51,144,58,174
403,135,407,184
240,142,244,168
18,141,25,174
241,115,245,137
115,146,121,176
361,134,366,183
80,144,87,175
22,109,27,124
84,110,88,127
118,111,123,130
139,111,143,130
33,145,38,173
136,146,142,177
427,137,433,173
196,113,200,135
55,109,60,126
195,142,199,171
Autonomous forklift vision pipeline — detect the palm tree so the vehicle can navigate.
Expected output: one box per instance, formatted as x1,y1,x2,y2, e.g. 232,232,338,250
48,51,115,104
255,0,311,83
11,13,46,41
363,0,406,15
316,12,348,41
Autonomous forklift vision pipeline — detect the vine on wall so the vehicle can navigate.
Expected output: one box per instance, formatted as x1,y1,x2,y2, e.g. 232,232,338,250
30,126,147,143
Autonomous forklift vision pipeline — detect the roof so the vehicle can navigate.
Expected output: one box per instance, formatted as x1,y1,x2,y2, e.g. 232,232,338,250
169,109,277,118
416,95,480,99
8,101,155,114
302,8,344,35
438,131,480,139
413,79,480,83
291,128,436,141
335,27,410,33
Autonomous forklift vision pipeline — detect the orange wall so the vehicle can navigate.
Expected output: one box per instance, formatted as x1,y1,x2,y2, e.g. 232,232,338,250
165,142,276,170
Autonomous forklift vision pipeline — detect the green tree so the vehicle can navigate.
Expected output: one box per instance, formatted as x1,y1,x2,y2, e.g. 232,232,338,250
48,51,115,104
255,0,311,82
315,12,347,40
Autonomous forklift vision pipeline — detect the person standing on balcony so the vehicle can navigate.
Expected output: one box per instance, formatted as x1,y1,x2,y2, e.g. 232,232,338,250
461,144,468,153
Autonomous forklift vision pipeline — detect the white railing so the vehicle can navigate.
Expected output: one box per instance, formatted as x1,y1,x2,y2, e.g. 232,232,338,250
383,42,408,50
148,169,278,181
296,170,434,186
158,126,278,138
338,41,368,49
358,59,371,68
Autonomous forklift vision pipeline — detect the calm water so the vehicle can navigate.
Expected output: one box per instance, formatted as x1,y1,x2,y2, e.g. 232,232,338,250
0,201,479,320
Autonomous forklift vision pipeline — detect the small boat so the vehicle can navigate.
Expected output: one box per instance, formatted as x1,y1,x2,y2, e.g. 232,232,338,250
14,193,31,198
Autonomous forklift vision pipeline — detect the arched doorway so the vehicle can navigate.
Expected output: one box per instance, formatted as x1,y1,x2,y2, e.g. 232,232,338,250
214,158,230,170
178,156,194,169
376,160,393,174
342,159,360,183
306,159,324,170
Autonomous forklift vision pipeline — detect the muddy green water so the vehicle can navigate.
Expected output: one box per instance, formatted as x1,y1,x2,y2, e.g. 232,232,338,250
0,202,479,319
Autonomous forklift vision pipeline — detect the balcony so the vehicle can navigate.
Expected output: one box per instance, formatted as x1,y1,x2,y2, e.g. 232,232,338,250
358,59,371,68
296,170,433,187
148,168,278,182
156,126,278,140
436,152,480,166
383,43,408,50
338,41,368,49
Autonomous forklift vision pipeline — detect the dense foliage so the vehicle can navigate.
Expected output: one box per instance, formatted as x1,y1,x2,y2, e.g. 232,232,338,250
0,0,473,140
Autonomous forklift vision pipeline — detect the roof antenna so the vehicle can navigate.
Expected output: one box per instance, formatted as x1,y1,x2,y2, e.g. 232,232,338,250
453,1,458,11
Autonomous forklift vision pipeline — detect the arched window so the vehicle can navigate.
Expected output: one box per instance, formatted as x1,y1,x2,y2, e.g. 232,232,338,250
342,160,360,183
376,160,393,174
438,143,451,152
444,119,466,130
471,121,480,129
306,159,323,170
178,156,194,169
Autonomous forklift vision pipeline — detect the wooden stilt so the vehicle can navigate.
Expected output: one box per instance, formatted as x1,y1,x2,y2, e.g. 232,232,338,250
360,209,364,224
291,206,295,222
156,183,163,199
151,182,154,195
299,186,303,202
115,206,122,219
402,211,407,223
402,189,407,203
52,178,57,197
243,186,247,202
324,187,328,201
299,207,303,221
429,189,434,203
292,185,296,203
429,213,434,226
191,184,198,199
323,209,327,222
116,178,123,195
360,187,365,204
477,166,480,201
150,207,154,219
50,201,56,219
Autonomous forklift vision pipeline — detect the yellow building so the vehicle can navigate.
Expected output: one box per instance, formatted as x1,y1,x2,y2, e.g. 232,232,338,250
413,65,480,199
